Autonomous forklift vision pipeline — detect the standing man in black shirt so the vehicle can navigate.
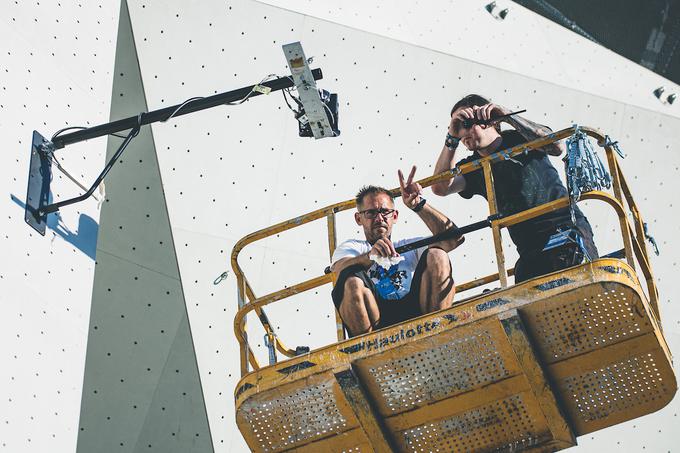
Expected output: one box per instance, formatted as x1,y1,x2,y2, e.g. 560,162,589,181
431,94,598,283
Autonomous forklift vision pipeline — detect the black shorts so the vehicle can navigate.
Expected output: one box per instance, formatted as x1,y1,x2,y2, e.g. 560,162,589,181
331,249,435,332
514,218,599,284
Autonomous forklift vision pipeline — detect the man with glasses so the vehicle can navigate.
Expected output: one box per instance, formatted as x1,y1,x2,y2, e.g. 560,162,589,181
431,94,598,283
330,167,464,337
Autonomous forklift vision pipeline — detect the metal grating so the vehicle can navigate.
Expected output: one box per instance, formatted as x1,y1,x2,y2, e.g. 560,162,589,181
530,285,649,361
400,395,543,452
241,380,348,452
368,329,510,412
562,352,670,423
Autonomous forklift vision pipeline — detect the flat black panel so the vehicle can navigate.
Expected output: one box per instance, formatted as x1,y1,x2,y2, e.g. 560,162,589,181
25,130,52,235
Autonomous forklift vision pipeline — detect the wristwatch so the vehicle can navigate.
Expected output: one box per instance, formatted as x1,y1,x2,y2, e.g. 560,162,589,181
445,133,460,151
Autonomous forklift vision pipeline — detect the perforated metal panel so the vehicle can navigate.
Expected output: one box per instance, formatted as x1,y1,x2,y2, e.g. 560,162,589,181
287,427,373,453
239,378,350,452
398,394,545,453
366,329,511,413
527,284,650,362
236,268,674,452
561,351,671,423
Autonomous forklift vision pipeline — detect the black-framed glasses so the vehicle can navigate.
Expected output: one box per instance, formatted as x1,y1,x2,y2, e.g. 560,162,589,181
358,208,396,219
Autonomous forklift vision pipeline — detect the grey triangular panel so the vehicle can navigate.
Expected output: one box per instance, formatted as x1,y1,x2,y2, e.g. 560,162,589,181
134,317,214,452
76,1,213,452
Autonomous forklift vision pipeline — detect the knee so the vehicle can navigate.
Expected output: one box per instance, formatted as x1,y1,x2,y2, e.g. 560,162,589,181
343,276,368,301
426,248,452,273
344,276,364,291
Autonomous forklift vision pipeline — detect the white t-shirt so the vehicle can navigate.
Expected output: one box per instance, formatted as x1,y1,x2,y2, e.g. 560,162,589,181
332,238,426,300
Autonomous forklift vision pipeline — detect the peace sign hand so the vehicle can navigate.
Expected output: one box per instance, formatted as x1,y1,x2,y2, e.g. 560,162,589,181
398,165,422,210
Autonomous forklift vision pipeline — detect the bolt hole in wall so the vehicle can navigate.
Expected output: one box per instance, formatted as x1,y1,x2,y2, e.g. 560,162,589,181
0,1,118,452
5,0,670,452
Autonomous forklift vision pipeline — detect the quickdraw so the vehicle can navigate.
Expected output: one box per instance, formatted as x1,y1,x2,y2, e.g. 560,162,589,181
564,125,612,223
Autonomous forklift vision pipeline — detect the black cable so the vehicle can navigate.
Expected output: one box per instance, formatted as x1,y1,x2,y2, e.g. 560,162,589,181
287,87,304,108
161,96,205,122
49,154,98,199
224,73,279,106
322,101,337,136
52,126,127,141
281,89,298,113
41,120,141,214
52,126,87,141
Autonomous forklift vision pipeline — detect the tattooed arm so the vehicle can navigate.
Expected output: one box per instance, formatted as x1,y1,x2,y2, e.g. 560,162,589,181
475,103,565,156
505,113,565,156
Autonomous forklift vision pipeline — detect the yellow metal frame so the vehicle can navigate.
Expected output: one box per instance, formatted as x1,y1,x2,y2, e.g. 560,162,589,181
230,126,661,377
234,260,675,452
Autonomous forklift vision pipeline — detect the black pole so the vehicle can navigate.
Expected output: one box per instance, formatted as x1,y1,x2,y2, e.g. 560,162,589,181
51,68,323,149
41,124,141,215
323,214,501,274
395,216,498,254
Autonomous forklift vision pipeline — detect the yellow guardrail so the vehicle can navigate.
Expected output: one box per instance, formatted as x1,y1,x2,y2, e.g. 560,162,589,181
230,126,659,376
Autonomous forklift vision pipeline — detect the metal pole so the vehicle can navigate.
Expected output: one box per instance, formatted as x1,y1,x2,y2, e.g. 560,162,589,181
51,69,323,149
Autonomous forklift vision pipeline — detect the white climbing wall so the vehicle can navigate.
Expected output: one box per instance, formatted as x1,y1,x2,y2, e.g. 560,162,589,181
0,1,119,452
75,2,214,452
1,0,679,452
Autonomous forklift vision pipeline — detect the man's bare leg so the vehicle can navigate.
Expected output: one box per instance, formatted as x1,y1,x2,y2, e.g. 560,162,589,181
339,276,381,337
419,248,455,314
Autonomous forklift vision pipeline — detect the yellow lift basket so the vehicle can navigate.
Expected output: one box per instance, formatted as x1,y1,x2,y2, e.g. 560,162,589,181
231,126,676,452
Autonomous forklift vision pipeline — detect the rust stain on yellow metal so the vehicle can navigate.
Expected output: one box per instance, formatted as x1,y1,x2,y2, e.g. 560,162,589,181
482,159,509,287
287,427,373,452
326,212,345,342
234,261,676,452
230,127,675,452
499,310,575,446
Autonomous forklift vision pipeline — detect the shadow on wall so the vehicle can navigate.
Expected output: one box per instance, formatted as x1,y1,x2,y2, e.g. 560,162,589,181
11,194,98,260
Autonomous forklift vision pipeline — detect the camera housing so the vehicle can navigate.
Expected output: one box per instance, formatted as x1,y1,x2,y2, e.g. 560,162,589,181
297,89,340,138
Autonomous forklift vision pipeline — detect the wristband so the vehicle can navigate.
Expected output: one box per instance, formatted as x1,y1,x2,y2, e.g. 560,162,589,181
412,197,427,213
445,133,460,151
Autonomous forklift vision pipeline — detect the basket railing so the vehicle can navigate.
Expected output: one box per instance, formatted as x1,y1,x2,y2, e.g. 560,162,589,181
230,126,659,376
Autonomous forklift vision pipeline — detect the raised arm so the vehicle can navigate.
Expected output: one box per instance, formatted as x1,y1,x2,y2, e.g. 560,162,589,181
400,166,464,252
506,114,565,156
477,103,565,156
432,113,467,196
